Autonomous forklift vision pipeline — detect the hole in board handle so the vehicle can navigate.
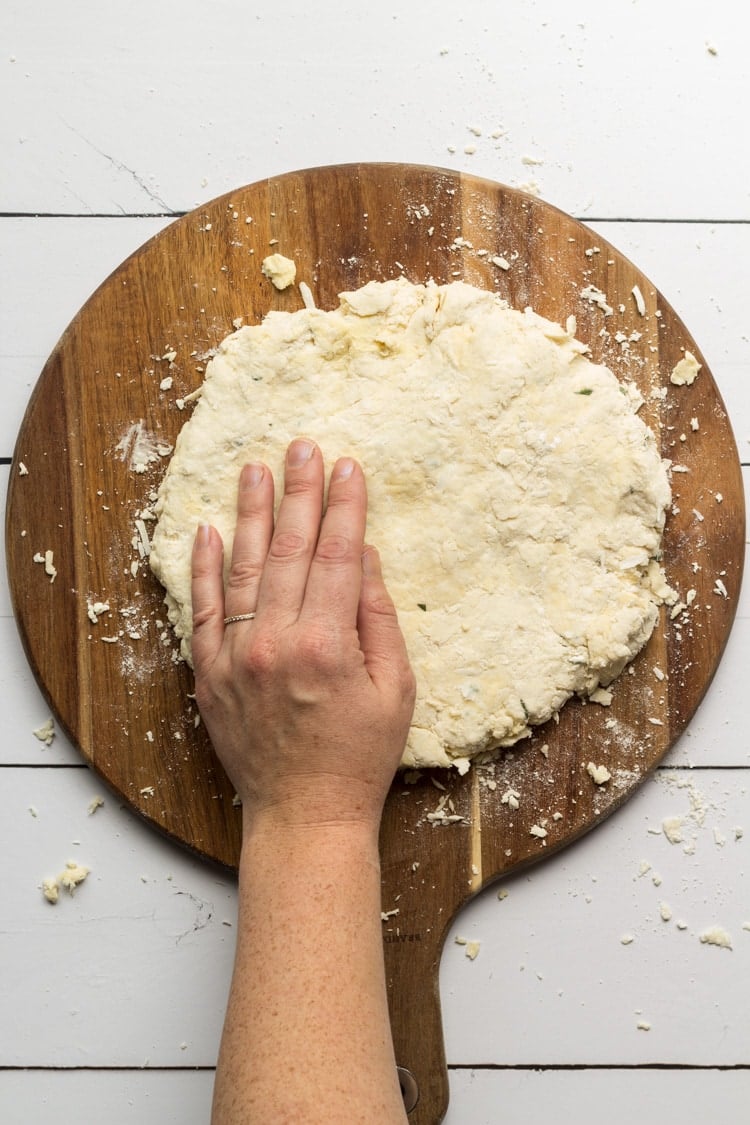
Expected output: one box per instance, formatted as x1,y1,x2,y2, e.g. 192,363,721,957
397,1066,419,1113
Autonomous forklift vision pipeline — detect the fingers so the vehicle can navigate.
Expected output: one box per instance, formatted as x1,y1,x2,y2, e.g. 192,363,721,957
191,521,226,673
357,546,415,699
224,462,274,618
255,439,325,623
299,457,367,630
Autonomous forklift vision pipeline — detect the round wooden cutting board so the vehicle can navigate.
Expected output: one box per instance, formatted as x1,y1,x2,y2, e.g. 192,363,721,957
6,164,745,1122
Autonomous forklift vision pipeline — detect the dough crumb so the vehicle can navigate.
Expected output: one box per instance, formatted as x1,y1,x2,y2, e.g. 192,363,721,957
33,718,55,747
58,860,90,894
670,351,701,386
455,935,481,959
501,787,521,810
620,934,635,945
44,861,90,902
86,599,110,624
587,762,612,785
580,284,613,316
662,815,684,844
33,549,57,582
87,796,105,815
631,285,646,316
699,926,732,950
261,253,297,290
636,1020,651,1031
42,877,59,904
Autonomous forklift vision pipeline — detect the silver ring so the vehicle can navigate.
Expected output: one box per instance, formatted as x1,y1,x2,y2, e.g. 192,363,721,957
223,612,257,625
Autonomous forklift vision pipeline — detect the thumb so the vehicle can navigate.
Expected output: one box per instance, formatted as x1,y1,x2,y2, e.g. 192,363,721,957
357,546,414,695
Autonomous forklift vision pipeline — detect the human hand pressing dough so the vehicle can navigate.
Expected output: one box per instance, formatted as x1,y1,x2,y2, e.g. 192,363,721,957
190,438,416,831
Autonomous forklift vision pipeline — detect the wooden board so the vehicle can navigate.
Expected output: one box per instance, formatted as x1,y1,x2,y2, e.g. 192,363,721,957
6,164,745,1123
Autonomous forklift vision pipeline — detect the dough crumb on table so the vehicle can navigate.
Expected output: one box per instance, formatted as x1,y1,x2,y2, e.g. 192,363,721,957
41,860,90,904
32,718,55,747
662,815,684,843
455,935,481,959
150,278,674,772
699,926,733,950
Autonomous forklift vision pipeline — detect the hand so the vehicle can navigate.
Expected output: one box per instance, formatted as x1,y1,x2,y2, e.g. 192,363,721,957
190,438,416,832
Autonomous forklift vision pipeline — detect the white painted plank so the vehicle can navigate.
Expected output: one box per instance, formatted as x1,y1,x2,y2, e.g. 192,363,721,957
2,1,749,220
445,1066,750,1125
1,767,235,1067
2,1065,748,1125
440,768,750,1066
0,1069,213,1125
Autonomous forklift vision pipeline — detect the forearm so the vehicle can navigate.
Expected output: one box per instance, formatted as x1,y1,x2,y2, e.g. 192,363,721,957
212,815,407,1125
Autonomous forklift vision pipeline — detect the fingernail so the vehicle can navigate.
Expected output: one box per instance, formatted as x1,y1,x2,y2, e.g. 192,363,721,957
241,462,264,489
197,521,211,546
288,439,314,467
333,457,355,481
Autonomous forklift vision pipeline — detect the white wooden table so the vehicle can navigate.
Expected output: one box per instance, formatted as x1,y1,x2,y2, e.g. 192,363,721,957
2,3,748,1121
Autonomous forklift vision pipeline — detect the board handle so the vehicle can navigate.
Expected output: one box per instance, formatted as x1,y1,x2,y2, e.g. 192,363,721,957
386,933,450,1124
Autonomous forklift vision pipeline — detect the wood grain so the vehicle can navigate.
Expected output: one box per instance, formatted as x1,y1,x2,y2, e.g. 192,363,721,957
5,164,745,1123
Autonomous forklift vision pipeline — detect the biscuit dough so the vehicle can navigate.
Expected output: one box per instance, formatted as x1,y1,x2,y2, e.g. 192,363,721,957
150,279,673,771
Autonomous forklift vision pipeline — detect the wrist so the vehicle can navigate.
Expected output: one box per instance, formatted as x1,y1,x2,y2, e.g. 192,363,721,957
239,775,388,839
241,803,382,862
243,810,382,851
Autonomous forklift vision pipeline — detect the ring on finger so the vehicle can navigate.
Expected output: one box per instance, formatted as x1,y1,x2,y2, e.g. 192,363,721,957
223,612,257,625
